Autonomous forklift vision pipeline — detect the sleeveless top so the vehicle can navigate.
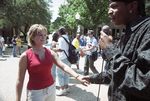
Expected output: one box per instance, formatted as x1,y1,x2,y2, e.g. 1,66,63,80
25,47,54,90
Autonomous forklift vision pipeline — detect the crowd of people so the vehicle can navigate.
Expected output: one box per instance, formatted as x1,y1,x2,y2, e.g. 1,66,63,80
0,34,22,57
12,35,22,57
1,0,150,101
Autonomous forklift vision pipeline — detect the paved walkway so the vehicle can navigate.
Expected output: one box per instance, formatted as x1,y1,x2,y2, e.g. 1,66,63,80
0,44,108,101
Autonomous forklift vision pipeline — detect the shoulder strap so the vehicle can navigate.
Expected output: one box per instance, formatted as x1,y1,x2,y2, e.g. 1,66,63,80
61,36,70,45
0,38,3,46
60,36,69,58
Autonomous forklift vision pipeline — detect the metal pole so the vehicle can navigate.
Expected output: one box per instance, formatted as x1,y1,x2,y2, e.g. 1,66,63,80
76,19,79,34
97,59,104,101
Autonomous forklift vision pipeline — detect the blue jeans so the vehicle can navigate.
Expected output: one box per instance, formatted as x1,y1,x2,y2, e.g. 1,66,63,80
0,46,2,55
56,58,71,86
51,64,56,82
13,45,17,57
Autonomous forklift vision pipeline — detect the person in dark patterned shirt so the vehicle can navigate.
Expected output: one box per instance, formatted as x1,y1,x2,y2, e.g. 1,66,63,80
83,0,150,101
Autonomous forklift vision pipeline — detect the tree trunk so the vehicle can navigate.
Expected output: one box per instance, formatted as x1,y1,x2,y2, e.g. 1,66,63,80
15,27,18,35
24,34,27,43
18,24,29,43
24,24,29,42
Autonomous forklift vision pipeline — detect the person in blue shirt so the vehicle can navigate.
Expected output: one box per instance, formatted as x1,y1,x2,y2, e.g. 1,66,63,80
79,35,85,48
82,30,99,75
12,35,17,57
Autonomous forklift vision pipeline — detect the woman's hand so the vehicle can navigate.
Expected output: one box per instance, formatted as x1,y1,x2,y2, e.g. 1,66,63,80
82,75,91,83
99,31,113,50
76,75,90,86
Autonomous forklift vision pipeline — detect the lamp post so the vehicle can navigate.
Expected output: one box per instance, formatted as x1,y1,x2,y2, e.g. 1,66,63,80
75,12,80,33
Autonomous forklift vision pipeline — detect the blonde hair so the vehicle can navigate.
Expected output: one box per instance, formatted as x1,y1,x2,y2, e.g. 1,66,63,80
27,24,47,47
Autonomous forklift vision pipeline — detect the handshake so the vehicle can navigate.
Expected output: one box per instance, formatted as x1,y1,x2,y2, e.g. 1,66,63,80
76,75,91,86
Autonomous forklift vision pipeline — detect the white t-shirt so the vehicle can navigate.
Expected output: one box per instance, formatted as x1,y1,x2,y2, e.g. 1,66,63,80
56,35,69,60
0,37,4,46
85,37,98,55
48,34,52,44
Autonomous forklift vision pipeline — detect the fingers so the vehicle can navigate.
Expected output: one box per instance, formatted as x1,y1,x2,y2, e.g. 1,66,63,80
99,31,113,49
82,82,88,86
85,80,90,85
79,76,90,86
100,31,106,42
100,31,107,36
82,80,90,86
100,31,112,37
109,35,113,41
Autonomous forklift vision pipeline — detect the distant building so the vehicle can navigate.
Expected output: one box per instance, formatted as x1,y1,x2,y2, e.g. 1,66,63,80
0,26,14,42
0,26,23,43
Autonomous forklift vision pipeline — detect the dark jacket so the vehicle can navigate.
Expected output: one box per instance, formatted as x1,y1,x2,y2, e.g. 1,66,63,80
90,16,150,101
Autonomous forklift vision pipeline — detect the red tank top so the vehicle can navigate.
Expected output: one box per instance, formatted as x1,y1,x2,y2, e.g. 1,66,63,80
26,47,54,90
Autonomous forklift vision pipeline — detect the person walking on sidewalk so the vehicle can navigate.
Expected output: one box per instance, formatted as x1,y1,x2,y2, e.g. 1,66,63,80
50,32,59,82
16,35,22,55
82,30,99,75
72,33,83,73
16,24,89,101
52,27,72,96
0,33,5,56
79,35,85,48
83,0,150,101
12,35,17,57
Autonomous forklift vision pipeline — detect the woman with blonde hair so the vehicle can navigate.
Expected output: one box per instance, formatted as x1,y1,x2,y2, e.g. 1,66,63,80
16,24,89,101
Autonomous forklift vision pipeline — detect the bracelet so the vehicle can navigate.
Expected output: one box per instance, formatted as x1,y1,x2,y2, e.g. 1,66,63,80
75,75,80,79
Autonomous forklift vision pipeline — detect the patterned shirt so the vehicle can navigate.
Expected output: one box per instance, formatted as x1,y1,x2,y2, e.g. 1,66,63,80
90,16,150,101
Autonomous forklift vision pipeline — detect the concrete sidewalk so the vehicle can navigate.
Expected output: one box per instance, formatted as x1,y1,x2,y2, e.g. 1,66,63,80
0,43,109,101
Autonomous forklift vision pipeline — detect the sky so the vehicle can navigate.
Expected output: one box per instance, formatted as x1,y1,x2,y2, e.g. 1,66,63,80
50,0,64,22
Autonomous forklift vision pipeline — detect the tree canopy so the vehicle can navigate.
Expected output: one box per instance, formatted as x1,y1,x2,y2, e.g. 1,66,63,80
50,0,110,36
146,0,150,15
50,0,150,36
0,0,52,41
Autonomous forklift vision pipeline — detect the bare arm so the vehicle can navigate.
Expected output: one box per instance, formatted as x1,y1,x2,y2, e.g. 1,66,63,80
16,52,27,101
52,48,64,52
50,50,89,86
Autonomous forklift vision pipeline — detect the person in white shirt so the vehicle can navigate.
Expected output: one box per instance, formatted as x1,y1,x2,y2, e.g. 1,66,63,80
82,30,99,75
0,33,5,56
52,27,71,96
51,32,59,82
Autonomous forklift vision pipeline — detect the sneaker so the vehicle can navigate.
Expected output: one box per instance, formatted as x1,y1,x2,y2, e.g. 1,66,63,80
65,88,70,93
77,69,83,73
56,89,67,96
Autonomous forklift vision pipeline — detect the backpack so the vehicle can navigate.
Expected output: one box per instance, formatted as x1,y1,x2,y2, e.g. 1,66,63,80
0,41,2,47
61,36,79,64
